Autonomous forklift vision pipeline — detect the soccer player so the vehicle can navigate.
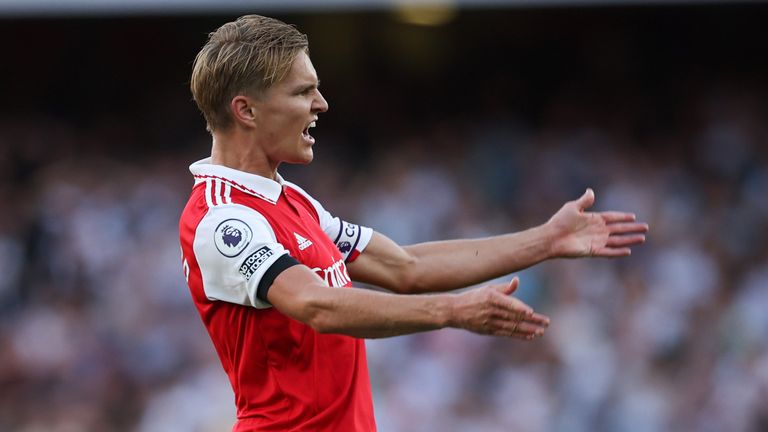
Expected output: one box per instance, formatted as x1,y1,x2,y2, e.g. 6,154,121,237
178,15,648,431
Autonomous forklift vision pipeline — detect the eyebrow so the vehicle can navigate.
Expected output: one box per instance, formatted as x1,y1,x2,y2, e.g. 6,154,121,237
294,80,320,94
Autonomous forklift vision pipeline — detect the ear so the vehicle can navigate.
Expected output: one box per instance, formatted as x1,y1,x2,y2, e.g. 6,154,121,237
230,95,258,128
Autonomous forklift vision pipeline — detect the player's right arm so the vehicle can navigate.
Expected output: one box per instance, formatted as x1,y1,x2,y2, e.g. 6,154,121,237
267,268,549,340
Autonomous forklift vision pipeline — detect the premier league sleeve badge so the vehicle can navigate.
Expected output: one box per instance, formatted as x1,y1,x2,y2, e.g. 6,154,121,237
214,219,253,257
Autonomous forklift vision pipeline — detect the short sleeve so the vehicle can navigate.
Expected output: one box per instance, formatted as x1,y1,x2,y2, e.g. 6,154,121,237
283,181,373,263
193,204,297,308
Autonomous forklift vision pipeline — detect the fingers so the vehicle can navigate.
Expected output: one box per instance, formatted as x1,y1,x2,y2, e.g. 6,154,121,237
469,280,551,340
606,234,646,248
499,288,533,319
593,247,632,257
607,222,650,235
600,211,637,223
528,312,551,326
579,219,647,257
515,320,548,337
489,288,550,339
602,223,647,255
491,313,550,339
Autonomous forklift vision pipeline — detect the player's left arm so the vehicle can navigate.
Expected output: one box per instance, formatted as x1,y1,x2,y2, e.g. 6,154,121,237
347,188,648,294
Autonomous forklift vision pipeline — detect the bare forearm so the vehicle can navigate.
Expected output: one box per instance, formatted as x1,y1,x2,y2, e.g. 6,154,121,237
279,283,453,338
348,189,648,294
269,266,549,340
402,224,553,293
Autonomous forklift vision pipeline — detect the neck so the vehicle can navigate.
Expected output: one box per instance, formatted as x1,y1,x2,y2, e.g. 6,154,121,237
210,128,278,180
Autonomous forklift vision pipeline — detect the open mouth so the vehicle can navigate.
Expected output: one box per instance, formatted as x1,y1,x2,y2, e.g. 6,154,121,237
302,121,317,141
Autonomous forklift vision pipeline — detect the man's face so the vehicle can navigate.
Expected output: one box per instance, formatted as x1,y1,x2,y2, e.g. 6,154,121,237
252,51,329,166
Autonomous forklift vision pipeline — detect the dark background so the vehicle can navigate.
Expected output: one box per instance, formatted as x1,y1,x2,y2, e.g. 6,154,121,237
2,4,766,157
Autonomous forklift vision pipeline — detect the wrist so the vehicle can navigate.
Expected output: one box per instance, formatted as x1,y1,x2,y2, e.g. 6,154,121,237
533,222,560,260
441,294,459,329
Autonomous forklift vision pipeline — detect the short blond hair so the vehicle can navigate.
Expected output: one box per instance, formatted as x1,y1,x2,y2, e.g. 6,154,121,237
190,15,309,132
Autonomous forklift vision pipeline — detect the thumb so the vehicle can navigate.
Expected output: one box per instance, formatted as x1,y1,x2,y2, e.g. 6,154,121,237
576,188,595,210
498,277,519,295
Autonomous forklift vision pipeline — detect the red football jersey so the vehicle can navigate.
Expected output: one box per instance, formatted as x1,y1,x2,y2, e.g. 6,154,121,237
179,158,376,431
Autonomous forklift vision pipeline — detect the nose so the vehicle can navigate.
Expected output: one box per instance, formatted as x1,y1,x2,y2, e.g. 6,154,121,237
313,90,329,113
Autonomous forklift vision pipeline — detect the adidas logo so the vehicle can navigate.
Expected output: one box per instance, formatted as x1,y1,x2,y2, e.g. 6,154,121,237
294,232,313,251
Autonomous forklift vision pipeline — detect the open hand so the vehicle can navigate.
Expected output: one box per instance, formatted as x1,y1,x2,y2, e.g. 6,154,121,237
546,188,648,258
450,278,550,340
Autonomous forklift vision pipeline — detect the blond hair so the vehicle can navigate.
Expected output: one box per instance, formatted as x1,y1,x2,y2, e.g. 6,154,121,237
190,15,309,132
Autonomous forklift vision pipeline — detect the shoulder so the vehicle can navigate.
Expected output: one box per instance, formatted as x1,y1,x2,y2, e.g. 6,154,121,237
195,203,277,252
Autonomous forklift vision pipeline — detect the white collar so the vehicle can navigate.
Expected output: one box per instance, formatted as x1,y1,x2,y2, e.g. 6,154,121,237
189,157,285,204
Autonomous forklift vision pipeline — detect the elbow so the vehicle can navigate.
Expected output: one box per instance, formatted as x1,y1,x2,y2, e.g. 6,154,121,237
305,308,336,334
294,289,339,334
307,309,356,335
397,271,420,295
392,254,424,294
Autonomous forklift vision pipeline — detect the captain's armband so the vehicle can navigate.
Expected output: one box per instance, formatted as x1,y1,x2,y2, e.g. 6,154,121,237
332,220,373,263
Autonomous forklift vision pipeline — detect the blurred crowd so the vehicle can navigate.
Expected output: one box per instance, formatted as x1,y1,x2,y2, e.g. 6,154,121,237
1,78,766,431
2,11,768,432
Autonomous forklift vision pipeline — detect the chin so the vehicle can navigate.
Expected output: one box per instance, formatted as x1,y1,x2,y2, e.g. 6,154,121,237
288,150,314,165
300,147,314,164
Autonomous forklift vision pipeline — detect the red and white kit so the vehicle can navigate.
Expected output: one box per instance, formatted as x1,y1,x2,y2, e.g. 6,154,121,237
179,158,376,431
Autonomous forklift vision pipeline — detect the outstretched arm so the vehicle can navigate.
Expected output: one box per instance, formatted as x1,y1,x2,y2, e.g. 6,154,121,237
347,188,648,294
267,266,549,340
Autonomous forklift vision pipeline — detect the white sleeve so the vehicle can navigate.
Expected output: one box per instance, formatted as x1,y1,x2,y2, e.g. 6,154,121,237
284,181,373,262
193,204,295,308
